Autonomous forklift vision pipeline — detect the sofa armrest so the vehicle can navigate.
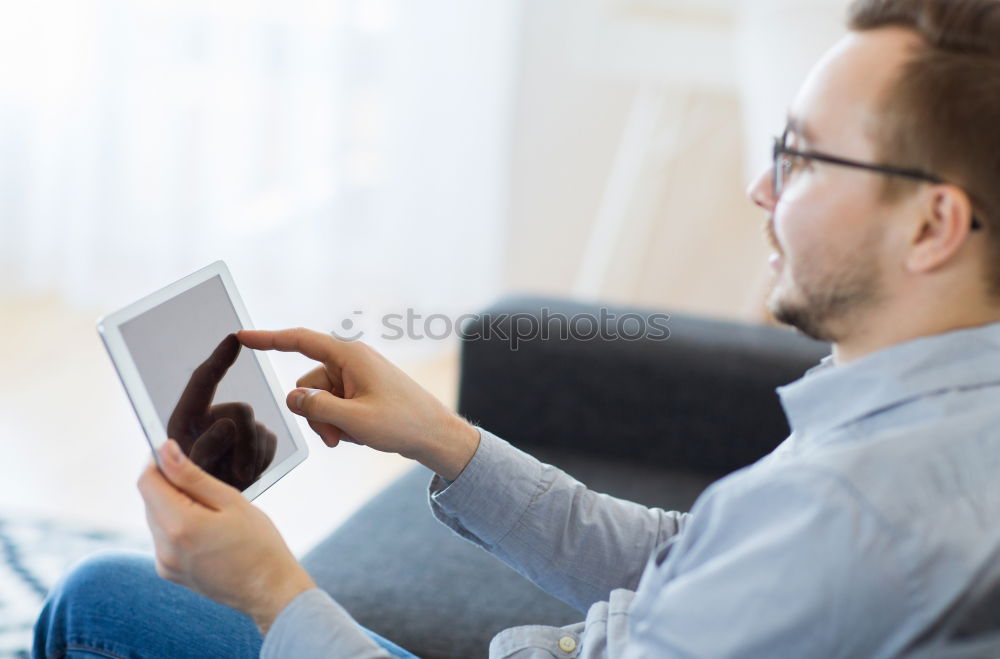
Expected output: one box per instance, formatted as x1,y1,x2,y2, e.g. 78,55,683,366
456,296,829,476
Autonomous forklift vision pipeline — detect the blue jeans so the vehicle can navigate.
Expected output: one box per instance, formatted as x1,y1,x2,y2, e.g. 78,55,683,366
33,550,419,658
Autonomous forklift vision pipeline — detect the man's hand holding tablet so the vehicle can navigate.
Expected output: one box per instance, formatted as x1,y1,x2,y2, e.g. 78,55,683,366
102,262,478,637
137,326,480,635
137,439,316,636
98,262,475,642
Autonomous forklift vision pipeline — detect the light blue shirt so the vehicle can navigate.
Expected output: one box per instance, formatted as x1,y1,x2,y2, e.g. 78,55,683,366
263,322,1000,658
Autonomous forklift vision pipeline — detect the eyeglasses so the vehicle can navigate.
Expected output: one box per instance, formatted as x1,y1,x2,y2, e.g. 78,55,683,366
772,132,983,231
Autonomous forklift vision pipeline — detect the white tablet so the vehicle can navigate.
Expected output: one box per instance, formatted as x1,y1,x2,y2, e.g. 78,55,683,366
97,260,308,501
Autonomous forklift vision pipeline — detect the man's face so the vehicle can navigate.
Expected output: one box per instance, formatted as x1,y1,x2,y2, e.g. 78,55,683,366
748,28,923,342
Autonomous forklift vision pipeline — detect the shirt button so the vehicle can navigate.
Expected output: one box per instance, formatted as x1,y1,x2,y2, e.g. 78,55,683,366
558,635,577,653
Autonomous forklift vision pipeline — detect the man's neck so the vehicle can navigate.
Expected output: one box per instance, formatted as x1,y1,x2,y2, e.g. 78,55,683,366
831,302,1000,365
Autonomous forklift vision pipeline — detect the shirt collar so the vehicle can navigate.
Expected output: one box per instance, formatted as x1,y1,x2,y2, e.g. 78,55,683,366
777,322,1000,438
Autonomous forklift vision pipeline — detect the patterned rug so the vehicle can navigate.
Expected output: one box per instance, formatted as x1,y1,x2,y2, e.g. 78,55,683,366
0,514,150,658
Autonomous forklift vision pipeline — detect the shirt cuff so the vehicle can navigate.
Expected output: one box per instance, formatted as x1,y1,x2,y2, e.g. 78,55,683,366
260,588,388,659
428,426,546,548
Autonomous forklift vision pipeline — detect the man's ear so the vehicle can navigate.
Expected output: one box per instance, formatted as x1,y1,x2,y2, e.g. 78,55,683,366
905,185,975,274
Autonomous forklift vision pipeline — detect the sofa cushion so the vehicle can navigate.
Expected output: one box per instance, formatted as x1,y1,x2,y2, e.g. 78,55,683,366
458,297,830,475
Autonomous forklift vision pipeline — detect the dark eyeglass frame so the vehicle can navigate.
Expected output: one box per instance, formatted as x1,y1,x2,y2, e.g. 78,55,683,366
771,134,983,231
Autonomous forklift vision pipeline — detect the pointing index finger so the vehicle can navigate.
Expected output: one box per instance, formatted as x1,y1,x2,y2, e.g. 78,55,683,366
237,328,349,367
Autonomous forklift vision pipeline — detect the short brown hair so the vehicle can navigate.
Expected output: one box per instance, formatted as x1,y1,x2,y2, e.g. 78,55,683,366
848,0,1000,295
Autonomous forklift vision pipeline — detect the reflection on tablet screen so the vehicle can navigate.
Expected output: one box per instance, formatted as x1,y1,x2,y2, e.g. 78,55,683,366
165,333,276,489
119,275,295,490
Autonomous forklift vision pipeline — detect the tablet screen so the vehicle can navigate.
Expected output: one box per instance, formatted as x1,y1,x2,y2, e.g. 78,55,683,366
118,275,295,490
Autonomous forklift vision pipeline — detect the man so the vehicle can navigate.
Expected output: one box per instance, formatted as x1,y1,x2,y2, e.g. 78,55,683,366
34,0,1000,656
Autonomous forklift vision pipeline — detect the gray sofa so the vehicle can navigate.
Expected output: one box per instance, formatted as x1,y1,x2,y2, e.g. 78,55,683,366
300,296,830,659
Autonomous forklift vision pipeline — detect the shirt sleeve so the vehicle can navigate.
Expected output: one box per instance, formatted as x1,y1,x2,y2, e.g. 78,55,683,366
260,588,392,659
429,427,691,613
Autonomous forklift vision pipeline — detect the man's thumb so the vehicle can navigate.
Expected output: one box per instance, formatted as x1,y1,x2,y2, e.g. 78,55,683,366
289,388,352,427
159,439,238,510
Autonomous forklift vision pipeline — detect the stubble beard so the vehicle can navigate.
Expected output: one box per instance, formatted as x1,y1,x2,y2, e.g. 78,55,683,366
767,238,883,344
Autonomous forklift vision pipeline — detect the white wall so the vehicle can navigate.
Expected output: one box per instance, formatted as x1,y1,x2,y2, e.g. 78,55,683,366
503,0,850,320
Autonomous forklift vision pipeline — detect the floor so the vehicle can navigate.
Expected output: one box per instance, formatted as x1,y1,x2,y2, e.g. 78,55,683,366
0,295,460,557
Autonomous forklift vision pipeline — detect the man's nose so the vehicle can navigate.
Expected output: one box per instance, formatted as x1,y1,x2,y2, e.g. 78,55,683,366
747,168,776,212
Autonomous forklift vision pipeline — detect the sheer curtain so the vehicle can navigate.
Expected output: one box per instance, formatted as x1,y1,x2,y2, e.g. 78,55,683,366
0,0,517,355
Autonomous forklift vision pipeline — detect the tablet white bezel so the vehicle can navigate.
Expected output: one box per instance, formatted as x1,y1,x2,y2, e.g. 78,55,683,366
97,260,308,501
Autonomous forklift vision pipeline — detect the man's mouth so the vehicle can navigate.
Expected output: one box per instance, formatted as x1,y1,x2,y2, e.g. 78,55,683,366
765,218,784,270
